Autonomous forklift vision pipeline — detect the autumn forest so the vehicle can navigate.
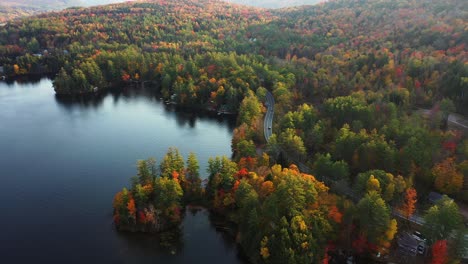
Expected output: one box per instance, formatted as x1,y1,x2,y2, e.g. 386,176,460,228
0,0,467,263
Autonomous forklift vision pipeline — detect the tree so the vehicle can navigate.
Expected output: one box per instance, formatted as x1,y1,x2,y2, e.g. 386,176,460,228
153,177,183,221
401,187,417,219
423,196,463,243
127,197,136,221
136,158,155,186
356,191,391,244
186,152,202,200
366,175,381,193
312,153,349,182
432,157,464,195
439,98,455,125
431,240,448,264
160,147,185,178
238,90,262,125
278,128,307,159
236,139,256,158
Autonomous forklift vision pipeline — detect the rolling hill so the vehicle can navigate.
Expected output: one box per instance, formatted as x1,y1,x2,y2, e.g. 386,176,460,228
0,0,325,23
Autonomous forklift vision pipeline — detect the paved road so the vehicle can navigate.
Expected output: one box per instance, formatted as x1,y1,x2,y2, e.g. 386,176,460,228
448,113,468,130
416,108,468,131
264,91,274,141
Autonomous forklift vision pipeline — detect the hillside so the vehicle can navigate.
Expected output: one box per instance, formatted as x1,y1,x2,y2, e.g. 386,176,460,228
225,0,324,8
0,0,467,262
0,0,133,22
0,0,325,23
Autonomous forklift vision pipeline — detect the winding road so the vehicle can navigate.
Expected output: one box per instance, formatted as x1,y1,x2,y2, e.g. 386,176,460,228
264,91,274,141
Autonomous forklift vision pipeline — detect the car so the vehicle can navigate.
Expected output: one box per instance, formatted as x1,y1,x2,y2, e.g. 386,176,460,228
268,126,271,129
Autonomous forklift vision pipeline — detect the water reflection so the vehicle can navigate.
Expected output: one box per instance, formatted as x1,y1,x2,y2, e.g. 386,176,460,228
0,78,241,263
116,207,247,264
53,85,237,131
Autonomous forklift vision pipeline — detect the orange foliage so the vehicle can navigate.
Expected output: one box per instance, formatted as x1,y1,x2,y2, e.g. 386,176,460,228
127,198,136,218
142,184,153,195
210,91,217,100
235,168,249,179
239,157,258,171
232,180,240,192
260,181,275,197
401,187,417,219
13,64,20,75
328,206,343,223
172,170,179,183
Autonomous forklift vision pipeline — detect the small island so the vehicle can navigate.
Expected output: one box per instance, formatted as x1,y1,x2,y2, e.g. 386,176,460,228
113,148,202,233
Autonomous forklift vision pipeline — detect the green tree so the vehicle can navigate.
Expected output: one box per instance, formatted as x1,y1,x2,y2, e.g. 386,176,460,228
278,128,307,160
356,191,391,244
153,177,183,217
185,152,202,200
236,139,257,158
423,196,463,244
312,153,349,182
160,147,185,178
238,90,262,124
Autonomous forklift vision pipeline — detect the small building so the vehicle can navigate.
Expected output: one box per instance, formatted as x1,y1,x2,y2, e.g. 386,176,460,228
427,192,455,205
427,191,444,204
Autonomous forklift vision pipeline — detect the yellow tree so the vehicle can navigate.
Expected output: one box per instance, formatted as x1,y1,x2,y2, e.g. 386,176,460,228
367,175,381,193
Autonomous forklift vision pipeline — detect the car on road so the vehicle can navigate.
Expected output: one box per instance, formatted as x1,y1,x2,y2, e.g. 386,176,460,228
268,126,271,129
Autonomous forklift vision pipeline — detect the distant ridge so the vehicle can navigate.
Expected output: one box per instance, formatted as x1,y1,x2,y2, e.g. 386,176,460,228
224,0,324,9
0,0,324,22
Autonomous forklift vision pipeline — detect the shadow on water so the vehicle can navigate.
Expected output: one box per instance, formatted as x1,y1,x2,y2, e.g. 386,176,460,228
115,207,248,263
116,225,184,256
54,85,237,131
2,75,49,85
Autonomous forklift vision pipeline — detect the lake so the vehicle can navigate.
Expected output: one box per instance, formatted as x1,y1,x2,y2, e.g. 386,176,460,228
0,78,245,263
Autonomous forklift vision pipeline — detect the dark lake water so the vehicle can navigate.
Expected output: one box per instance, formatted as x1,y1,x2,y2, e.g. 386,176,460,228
0,78,244,263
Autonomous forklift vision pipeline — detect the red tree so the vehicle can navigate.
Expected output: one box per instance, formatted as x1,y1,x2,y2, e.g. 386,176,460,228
431,240,448,264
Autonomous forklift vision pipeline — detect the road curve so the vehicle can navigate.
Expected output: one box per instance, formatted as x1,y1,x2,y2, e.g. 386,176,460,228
264,91,274,142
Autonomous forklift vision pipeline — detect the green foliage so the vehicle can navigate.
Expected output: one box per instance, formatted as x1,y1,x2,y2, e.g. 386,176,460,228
423,196,463,244
278,128,307,159
153,177,183,211
312,153,349,182
160,147,185,178
356,191,390,244
238,90,262,125
206,156,238,197
323,95,372,129
236,139,257,158
185,152,202,200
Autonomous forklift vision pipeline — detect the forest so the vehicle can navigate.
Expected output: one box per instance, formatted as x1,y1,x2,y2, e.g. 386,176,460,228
0,0,466,263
